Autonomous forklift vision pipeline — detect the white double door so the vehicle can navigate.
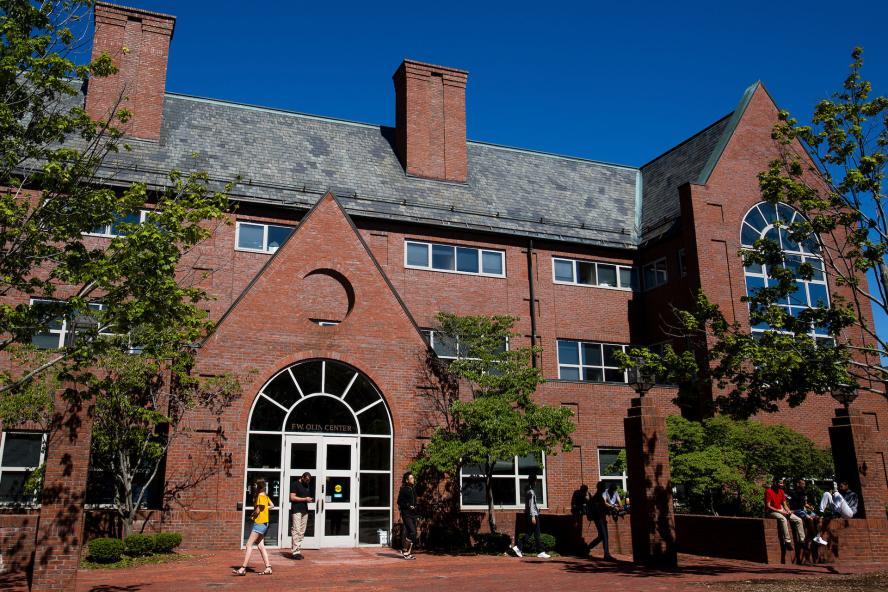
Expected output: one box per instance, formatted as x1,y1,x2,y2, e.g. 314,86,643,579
281,435,358,548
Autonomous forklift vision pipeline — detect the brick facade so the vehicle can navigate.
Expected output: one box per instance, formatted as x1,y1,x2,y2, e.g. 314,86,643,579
2,3,887,587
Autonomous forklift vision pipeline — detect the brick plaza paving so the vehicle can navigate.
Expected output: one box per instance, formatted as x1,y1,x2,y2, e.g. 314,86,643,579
3,549,886,592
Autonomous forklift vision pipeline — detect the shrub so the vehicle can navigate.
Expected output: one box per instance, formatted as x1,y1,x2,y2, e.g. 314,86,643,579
474,532,512,553
124,533,155,557
88,538,125,563
517,532,557,552
151,532,183,553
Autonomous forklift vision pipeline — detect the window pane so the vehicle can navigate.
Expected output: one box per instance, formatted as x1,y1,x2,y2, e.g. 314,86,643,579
433,332,459,358
358,510,390,544
491,478,516,505
517,453,542,474
581,342,602,366
247,434,281,469
249,397,286,431
560,366,580,380
604,368,625,383
602,344,623,367
808,283,828,307
576,261,596,285
807,258,825,281
599,449,622,477
619,267,633,288
406,242,429,267
0,472,32,504
31,332,61,349
583,367,604,382
553,259,574,282
431,245,455,270
360,437,390,470
2,433,43,467
345,375,382,412
456,247,479,273
482,251,503,275
461,478,486,505
492,458,514,475
262,372,301,409
266,225,292,252
358,401,391,435
741,223,760,247
745,275,765,298
242,510,279,544
238,223,264,250
597,264,617,287
644,265,656,288
110,212,141,236
557,340,579,365
518,478,544,506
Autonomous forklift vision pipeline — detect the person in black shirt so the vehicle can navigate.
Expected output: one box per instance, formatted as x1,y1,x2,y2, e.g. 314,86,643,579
289,472,313,559
397,471,418,560
587,481,614,561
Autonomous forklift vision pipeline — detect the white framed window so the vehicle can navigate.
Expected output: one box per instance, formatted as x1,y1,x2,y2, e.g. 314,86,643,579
556,339,627,383
420,328,508,360
0,431,47,506
741,202,830,341
552,257,635,290
459,454,546,510
598,448,628,491
405,241,505,278
235,221,294,254
311,319,340,327
642,258,668,290
29,299,111,349
86,210,156,238
677,249,687,278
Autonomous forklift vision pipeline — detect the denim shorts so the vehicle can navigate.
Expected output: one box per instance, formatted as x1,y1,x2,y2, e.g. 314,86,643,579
252,522,269,536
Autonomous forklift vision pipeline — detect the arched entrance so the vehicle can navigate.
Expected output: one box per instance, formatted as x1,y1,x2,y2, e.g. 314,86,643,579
243,359,393,548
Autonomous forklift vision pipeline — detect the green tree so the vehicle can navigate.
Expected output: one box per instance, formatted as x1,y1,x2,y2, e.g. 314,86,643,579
0,1,240,513
619,48,887,417
411,313,575,533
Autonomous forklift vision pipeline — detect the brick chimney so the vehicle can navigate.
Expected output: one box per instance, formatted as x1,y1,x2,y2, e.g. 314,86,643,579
86,2,176,141
393,60,468,183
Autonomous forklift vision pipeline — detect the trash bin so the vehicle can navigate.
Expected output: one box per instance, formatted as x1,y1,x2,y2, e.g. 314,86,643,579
377,529,389,546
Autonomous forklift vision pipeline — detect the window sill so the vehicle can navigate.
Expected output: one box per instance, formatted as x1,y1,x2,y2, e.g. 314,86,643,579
547,378,631,386
552,280,634,292
404,264,506,279
234,246,277,255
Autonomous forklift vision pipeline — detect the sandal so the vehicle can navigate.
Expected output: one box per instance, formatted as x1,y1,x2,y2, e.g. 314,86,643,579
232,566,247,576
258,565,273,576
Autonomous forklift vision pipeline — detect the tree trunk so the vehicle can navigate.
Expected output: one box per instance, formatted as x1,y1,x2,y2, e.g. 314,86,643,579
485,469,497,533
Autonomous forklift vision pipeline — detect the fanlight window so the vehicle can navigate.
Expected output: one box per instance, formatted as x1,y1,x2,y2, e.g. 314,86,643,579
741,202,829,338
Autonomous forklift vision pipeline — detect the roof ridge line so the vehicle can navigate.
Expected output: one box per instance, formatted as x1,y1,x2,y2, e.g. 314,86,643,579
468,140,638,171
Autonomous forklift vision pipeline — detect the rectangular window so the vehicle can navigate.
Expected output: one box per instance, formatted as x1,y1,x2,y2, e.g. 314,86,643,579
0,432,46,506
421,329,507,360
29,299,112,349
642,258,668,290
556,339,627,383
552,257,635,290
405,241,505,278
460,454,546,510
598,448,628,492
87,210,156,238
677,249,687,278
235,221,294,254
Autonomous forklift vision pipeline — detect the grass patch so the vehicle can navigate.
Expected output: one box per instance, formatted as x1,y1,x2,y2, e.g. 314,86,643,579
80,552,191,570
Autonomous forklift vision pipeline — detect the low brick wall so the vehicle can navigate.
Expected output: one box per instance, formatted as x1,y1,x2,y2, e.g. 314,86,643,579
83,509,241,550
0,514,38,574
676,514,888,565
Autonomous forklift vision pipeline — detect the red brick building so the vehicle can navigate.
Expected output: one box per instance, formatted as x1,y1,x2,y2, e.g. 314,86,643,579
2,1,886,576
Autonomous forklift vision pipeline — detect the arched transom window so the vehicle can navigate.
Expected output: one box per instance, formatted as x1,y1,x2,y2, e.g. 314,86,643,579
741,202,829,338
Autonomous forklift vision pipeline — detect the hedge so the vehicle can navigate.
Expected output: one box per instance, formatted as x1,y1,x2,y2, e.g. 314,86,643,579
124,533,155,557
151,532,183,553
474,532,512,553
88,537,125,563
516,532,557,552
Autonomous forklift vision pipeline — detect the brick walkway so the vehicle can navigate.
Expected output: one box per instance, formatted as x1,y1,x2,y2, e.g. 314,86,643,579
2,549,885,592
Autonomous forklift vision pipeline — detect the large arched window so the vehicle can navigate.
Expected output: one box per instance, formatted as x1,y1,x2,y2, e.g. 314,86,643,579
243,359,392,547
741,202,829,338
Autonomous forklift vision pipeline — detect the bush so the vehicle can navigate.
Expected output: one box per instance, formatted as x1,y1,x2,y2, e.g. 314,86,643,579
88,538,125,563
124,533,155,557
517,532,557,552
151,532,183,553
474,532,512,553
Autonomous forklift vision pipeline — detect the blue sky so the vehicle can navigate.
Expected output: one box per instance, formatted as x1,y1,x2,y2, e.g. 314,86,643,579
93,0,888,340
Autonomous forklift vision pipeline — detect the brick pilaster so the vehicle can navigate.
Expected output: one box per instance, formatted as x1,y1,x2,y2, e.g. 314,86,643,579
828,407,887,518
624,396,677,567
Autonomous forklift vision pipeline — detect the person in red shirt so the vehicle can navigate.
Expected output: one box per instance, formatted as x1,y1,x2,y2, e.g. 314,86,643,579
765,477,805,556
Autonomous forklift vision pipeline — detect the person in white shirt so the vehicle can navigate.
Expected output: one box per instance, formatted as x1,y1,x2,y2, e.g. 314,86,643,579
511,474,550,559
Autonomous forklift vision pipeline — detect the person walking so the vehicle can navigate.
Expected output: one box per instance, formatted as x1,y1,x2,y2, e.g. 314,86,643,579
398,471,418,560
289,472,313,559
587,481,615,560
233,478,274,576
511,474,550,559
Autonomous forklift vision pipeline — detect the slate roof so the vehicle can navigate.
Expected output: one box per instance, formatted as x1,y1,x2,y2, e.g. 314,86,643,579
66,84,750,250
639,114,733,242
92,93,641,249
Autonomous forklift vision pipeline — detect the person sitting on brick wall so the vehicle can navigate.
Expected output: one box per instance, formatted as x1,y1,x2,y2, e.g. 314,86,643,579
604,482,628,518
812,480,858,546
765,477,806,555
789,478,820,541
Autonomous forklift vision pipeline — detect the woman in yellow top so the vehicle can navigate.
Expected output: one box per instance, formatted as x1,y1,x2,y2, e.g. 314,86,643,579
233,478,275,576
